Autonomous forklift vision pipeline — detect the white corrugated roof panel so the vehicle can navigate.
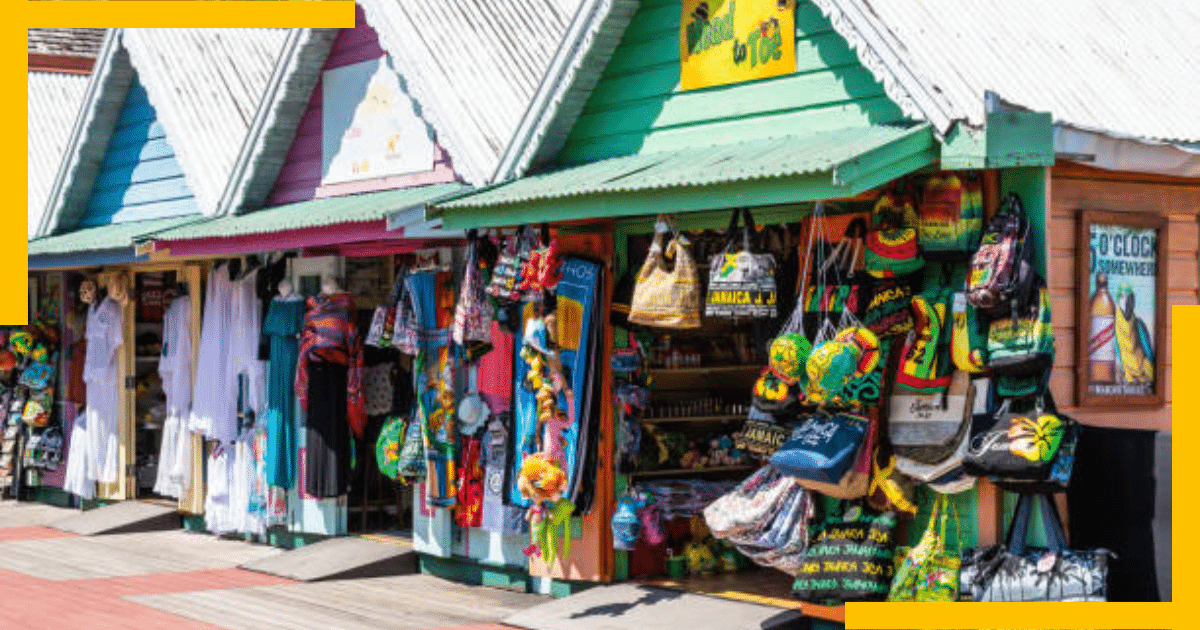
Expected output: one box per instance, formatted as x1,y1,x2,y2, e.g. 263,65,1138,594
29,71,89,239
357,0,584,185
813,0,1200,142
122,28,290,216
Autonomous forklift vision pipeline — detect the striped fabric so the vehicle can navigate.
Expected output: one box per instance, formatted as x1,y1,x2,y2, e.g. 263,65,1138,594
295,292,367,439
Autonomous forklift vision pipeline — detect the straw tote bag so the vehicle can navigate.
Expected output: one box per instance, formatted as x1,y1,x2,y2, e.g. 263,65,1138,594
628,215,701,329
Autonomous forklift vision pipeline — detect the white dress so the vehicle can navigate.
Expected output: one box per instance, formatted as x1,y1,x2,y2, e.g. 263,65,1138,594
203,444,234,534
61,409,93,500
190,266,235,441
154,295,193,499
84,297,123,485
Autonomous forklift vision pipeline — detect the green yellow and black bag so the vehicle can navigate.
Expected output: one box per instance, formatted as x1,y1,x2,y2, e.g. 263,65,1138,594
888,494,962,602
987,275,1054,375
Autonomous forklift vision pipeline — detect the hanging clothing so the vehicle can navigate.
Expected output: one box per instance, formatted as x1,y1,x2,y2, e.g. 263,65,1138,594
191,266,235,440
203,443,234,535
61,414,93,500
304,361,350,498
229,270,265,432
83,297,123,484
263,296,304,489
67,338,87,406
154,295,194,499
295,292,366,439
250,424,287,529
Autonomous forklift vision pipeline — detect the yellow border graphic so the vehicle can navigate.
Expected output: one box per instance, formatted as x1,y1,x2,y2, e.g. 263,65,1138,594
10,2,354,324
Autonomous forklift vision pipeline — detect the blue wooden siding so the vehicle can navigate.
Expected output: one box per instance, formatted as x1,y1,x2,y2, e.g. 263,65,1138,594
558,0,910,165
78,75,200,227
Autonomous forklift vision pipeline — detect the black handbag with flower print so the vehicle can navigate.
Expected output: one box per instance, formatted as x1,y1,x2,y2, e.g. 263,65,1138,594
960,492,1113,601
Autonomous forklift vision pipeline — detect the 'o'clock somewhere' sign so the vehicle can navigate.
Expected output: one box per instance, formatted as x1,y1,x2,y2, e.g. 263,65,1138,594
680,0,797,91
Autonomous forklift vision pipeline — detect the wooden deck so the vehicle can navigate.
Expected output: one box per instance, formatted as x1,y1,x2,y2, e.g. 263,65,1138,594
0,530,281,580
131,574,548,630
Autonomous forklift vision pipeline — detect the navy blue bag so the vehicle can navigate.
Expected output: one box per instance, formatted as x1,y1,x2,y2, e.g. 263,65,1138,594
769,414,868,484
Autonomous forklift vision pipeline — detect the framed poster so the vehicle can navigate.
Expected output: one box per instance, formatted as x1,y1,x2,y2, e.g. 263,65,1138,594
1075,210,1167,408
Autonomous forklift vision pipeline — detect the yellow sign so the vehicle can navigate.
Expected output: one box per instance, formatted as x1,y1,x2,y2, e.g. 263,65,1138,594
680,0,796,91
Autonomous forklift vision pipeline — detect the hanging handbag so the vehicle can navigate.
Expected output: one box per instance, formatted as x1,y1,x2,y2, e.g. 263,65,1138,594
865,184,924,277
888,494,962,601
803,216,868,339
704,465,804,540
960,493,1114,601
796,417,874,499
392,269,420,356
628,215,702,329
860,274,914,339
705,208,778,319
991,384,1080,493
888,370,974,448
22,389,53,428
918,171,983,260
452,230,495,357
367,265,408,348
18,359,55,391
486,228,530,306
791,504,898,604
731,484,816,575
516,223,563,299
768,413,868,484
962,382,1067,480
987,276,1054,374
950,291,989,373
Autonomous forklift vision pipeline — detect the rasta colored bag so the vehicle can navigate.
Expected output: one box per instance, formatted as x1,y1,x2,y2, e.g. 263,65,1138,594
950,291,989,373
860,274,914,339
960,493,1113,601
865,185,924,277
918,171,983,259
888,494,962,602
967,192,1036,317
987,276,1054,374
705,207,778,319
791,504,898,604
629,215,701,329
893,290,953,394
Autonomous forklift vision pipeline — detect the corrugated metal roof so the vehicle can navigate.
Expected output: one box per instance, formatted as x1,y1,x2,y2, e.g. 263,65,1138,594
217,28,339,215
40,29,291,239
28,29,106,57
357,0,585,185
442,124,930,208
122,29,290,216
146,182,469,242
28,215,203,256
812,0,1200,143
28,71,89,239
493,0,639,181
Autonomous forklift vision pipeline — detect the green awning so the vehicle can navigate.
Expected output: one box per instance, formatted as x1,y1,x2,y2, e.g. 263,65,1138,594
29,215,205,256
143,182,471,242
432,124,938,229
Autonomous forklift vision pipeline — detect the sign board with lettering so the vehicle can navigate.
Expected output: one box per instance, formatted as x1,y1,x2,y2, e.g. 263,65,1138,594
1076,210,1167,408
680,0,797,91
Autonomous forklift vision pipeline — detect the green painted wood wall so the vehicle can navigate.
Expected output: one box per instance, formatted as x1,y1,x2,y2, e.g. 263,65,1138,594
558,0,910,165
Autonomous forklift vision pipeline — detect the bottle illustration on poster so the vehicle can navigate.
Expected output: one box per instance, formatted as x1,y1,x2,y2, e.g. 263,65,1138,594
1087,224,1157,396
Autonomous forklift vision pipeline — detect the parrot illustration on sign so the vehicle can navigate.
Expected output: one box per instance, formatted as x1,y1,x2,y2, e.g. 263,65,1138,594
1114,284,1154,385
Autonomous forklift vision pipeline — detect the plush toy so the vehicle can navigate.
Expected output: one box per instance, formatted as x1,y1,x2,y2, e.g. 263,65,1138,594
679,440,707,469
517,452,567,506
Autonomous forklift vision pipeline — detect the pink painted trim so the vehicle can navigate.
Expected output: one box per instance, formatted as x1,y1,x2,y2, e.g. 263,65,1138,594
159,220,388,257
302,237,464,258
269,159,458,206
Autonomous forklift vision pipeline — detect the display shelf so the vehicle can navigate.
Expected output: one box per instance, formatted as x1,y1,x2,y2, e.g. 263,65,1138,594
629,465,755,478
640,415,745,424
649,365,760,375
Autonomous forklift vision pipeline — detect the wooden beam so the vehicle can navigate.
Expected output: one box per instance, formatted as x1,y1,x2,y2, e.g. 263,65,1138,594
1052,159,1200,188
28,53,94,75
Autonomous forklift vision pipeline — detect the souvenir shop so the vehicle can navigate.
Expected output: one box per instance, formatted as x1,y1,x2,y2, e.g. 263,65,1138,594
414,155,1150,616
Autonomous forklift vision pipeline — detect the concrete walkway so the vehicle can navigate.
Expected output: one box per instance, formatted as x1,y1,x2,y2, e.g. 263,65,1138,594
0,500,544,630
